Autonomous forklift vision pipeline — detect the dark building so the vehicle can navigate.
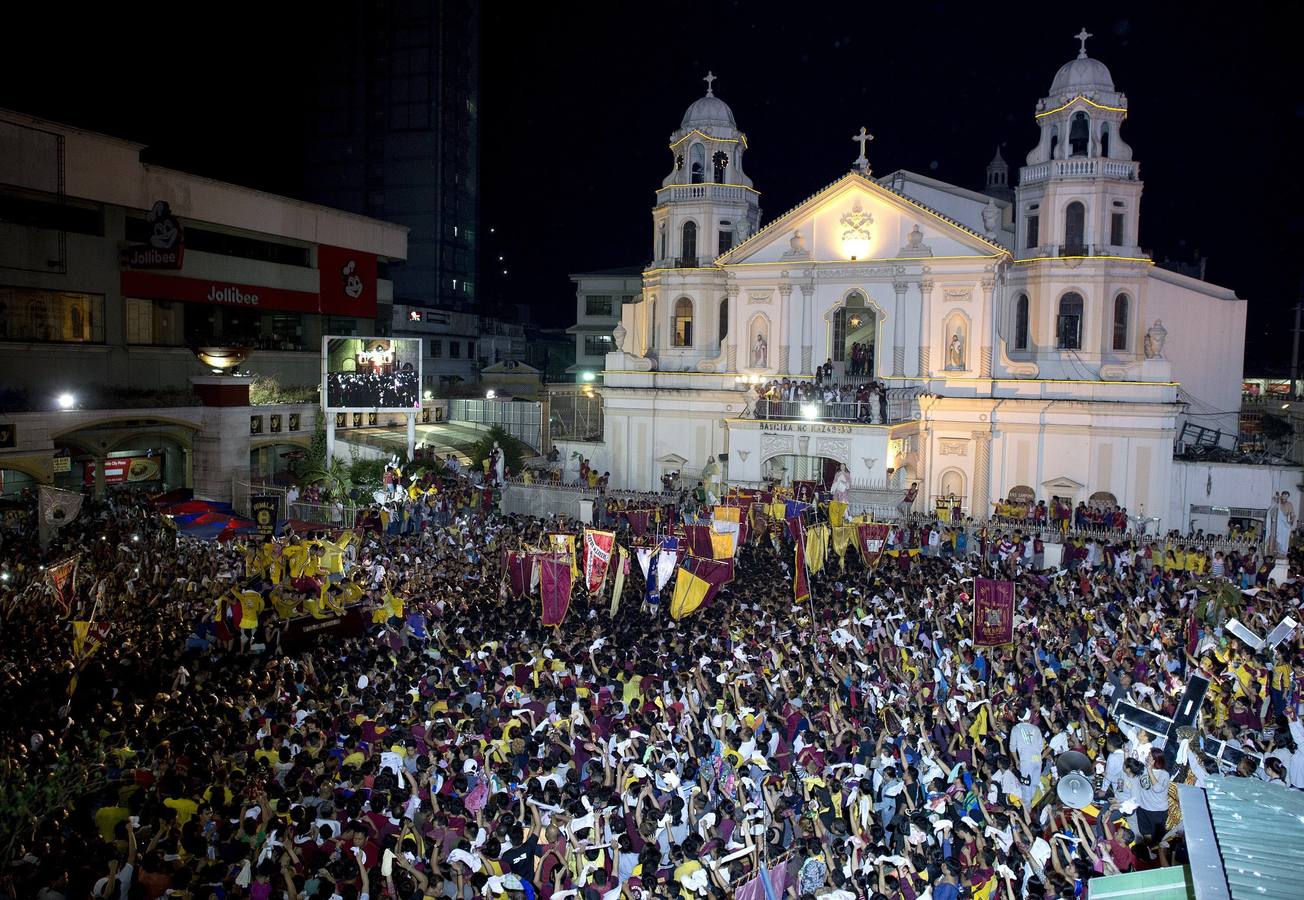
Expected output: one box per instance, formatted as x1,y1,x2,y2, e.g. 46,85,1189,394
303,0,479,311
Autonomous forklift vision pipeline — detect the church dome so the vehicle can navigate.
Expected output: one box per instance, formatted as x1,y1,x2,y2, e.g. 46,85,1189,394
681,94,736,130
1049,55,1115,95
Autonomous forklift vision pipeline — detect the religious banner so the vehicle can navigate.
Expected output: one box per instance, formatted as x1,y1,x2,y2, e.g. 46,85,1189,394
539,553,573,627
582,529,616,594
794,538,810,605
548,533,579,579
670,565,713,620
793,480,818,503
72,620,111,662
688,555,735,587
625,509,653,536
805,523,830,574
610,545,629,616
251,495,280,538
973,577,1015,646
657,536,681,591
855,523,890,565
505,550,535,599
46,554,80,616
683,523,715,559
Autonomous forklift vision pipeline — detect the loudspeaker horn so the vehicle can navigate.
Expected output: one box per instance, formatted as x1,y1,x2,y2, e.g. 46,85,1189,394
1056,750,1092,776
1056,771,1095,809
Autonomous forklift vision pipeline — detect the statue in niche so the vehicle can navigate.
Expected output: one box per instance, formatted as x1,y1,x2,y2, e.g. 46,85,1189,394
751,331,768,367
946,328,965,370
981,200,1000,234
1143,319,1168,359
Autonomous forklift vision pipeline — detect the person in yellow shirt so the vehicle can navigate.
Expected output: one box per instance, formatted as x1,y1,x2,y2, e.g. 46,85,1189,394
236,590,264,653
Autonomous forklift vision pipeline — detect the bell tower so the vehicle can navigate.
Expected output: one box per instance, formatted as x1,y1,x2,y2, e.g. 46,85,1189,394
651,73,760,269
1005,30,1151,377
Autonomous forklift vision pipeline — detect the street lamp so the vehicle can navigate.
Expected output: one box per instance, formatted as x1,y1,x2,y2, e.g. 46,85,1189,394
57,392,76,410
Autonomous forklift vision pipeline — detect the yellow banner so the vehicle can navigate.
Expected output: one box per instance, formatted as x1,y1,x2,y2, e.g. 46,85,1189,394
828,500,849,527
805,524,829,574
709,530,735,559
670,567,711,620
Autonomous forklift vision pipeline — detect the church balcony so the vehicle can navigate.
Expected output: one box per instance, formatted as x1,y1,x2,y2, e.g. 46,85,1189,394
674,256,700,268
656,183,756,205
1019,158,1139,184
748,389,920,426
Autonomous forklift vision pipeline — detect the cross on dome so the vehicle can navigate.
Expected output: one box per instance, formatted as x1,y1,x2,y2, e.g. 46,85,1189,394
703,71,717,96
852,126,874,173
1075,27,1093,58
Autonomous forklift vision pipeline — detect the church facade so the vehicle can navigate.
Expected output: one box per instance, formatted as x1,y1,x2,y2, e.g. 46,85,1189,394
597,39,1247,526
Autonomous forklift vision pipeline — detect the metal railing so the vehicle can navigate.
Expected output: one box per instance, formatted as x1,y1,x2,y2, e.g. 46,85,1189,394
750,389,919,424
448,398,543,450
547,387,604,443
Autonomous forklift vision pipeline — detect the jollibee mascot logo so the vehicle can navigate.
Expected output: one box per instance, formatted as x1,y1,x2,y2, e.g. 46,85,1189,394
147,201,182,250
342,259,364,299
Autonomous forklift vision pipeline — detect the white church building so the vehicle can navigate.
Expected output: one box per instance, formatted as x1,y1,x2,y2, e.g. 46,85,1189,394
594,35,1258,527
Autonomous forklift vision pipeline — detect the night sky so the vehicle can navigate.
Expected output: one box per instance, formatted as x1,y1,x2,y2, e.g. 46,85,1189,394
3,2,1300,369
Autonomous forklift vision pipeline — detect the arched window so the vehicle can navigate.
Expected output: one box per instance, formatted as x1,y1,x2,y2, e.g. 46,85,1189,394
673,297,694,347
1064,202,1085,254
718,296,729,344
1014,294,1030,350
1099,123,1111,158
1069,112,1090,156
1049,125,1059,159
712,151,729,183
1056,292,1084,350
689,144,705,184
1112,293,1129,351
659,224,667,261
680,221,698,265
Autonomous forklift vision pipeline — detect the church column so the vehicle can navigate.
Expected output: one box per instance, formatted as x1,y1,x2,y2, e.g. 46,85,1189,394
892,281,908,376
980,278,996,378
725,281,739,371
971,431,992,520
799,281,814,375
917,280,934,377
778,282,792,372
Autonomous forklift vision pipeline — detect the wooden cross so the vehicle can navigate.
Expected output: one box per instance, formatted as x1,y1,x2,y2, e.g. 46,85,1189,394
852,126,874,171
703,71,717,96
1075,27,1093,57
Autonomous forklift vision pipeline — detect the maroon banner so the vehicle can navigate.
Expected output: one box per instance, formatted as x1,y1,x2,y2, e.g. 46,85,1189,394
318,244,378,318
684,524,715,559
793,480,818,503
583,530,615,594
625,510,652,537
855,523,890,565
794,539,810,604
785,516,805,543
688,555,735,587
973,578,1015,646
539,553,572,627
46,554,79,616
506,551,533,599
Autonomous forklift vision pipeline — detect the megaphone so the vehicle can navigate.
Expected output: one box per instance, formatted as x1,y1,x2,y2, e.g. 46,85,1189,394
1056,750,1092,776
1056,771,1095,809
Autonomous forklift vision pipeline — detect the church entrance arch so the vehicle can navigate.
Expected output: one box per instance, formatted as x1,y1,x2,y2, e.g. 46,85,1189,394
828,290,880,378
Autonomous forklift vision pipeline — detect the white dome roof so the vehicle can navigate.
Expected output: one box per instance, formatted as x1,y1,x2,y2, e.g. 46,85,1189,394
681,94,736,129
1049,55,1115,95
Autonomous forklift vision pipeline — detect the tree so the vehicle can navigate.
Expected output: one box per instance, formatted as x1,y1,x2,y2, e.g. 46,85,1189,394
468,425,528,477
0,745,108,866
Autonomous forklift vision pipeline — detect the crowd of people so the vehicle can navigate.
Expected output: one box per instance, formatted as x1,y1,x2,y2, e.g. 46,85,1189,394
753,379,891,425
325,369,421,411
0,468,1302,900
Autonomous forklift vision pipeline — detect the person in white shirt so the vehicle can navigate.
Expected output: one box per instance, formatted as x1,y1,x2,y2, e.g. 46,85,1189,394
1135,750,1172,842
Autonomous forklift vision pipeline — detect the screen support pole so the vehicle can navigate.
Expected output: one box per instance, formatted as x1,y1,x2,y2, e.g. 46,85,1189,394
406,413,416,462
326,411,337,463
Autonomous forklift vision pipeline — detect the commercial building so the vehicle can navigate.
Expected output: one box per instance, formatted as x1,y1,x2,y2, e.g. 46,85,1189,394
0,108,408,404
303,0,480,311
566,267,642,378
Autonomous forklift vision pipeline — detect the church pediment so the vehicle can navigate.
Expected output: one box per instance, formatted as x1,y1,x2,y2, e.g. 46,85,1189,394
716,172,1006,268
1041,475,1085,492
